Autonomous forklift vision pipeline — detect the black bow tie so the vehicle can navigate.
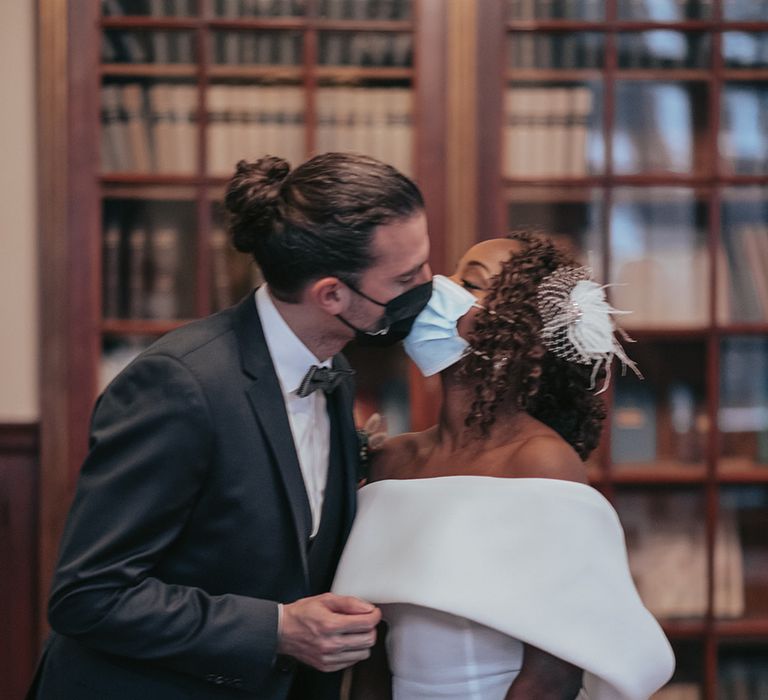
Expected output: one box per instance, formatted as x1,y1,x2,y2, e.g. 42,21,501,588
296,365,355,398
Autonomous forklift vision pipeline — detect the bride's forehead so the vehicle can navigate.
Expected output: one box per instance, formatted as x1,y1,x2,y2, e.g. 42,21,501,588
457,239,522,272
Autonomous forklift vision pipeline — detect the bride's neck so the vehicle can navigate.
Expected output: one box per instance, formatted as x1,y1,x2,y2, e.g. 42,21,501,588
435,365,525,453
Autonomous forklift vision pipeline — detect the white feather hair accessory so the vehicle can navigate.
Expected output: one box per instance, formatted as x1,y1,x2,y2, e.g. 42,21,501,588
536,266,641,393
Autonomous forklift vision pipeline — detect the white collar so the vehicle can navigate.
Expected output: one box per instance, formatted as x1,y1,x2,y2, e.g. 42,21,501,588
255,285,331,396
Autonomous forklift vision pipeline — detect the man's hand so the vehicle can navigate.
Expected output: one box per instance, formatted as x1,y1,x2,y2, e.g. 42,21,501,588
277,593,381,673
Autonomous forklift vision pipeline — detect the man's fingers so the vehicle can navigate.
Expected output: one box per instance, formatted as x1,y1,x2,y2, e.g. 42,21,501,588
335,630,377,651
323,594,376,615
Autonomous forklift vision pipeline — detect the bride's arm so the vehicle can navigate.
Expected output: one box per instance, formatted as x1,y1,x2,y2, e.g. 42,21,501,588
504,643,582,700
349,621,392,700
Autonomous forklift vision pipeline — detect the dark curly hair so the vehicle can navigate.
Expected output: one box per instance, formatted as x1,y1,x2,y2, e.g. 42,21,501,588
460,231,607,460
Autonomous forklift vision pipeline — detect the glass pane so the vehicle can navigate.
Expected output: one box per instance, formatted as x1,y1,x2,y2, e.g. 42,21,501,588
206,82,305,176
718,487,768,620
211,31,303,65
724,0,768,21
611,340,708,475
719,337,768,474
653,641,705,699
212,0,305,16
610,188,709,328
718,644,768,698
101,335,155,391
615,488,708,620
505,188,604,274
318,32,413,67
617,0,713,20
613,82,710,175
101,80,198,175
102,0,198,16
504,83,603,177
508,33,605,70
316,84,413,176
102,190,198,320
318,0,412,20
506,0,604,20
209,198,263,313
720,187,768,324
617,32,711,70
724,33,768,70
103,30,196,64
720,84,768,176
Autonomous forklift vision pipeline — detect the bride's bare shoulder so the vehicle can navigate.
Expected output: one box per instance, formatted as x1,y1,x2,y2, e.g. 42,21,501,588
368,429,433,483
506,434,589,484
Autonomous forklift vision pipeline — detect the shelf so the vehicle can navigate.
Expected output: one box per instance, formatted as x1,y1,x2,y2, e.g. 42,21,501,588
716,619,768,638
660,619,707,638
100,17,414,33
315,65,413,81
506,21,768,32
102,319,194,336
611,466,707,484
206,65,303,80
506,69,712,82
101,63,198,78
717,470,768,484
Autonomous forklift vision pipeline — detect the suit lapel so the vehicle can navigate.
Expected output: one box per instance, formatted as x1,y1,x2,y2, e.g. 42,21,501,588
234,292,311,584
329,356,358,539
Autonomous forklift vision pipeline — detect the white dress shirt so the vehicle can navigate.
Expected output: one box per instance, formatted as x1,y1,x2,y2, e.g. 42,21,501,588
255,285,331,538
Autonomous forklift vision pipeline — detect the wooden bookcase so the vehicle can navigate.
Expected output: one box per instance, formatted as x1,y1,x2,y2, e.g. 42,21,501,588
476,1,768,697
37,0,449,634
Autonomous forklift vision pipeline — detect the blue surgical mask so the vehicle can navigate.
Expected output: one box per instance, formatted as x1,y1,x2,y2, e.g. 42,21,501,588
403,274,481,377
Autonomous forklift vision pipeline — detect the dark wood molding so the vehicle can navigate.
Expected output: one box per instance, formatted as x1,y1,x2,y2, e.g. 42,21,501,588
37,0,100,636
0,422,40,699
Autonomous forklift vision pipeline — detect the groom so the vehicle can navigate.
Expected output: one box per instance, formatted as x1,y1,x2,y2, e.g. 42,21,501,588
29,153,432,700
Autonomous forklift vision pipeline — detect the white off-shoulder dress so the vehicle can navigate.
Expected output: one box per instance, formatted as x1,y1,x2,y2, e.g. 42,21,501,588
331,476,675,700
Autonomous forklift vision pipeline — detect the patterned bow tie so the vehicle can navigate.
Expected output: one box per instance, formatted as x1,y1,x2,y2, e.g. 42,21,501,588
296,365,355,398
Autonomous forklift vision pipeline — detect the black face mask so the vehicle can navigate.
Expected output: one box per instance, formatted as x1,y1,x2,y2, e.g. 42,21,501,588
337,279,433,347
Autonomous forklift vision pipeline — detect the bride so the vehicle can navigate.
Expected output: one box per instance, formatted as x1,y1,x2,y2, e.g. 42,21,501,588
332,232,675,699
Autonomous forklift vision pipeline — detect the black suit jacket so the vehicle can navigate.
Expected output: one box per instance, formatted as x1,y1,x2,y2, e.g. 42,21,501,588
30,293,359,699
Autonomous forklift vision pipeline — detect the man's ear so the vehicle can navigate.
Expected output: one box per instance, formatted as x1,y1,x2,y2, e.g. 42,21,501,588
307,277,350,315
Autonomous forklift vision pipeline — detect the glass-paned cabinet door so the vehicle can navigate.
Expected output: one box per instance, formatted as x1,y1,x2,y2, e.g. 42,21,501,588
653,641,705,699
719,188,768,325
506,187,604,274
616,32,710,70
615,487,709,621
717,487,768,621
505,0,604,20
718,337,768,476
613,82,710,175
718,643,768,699
101,78,199,175
609,188,709,329
503,82,604,178
611,340,708,477
102,187,198,323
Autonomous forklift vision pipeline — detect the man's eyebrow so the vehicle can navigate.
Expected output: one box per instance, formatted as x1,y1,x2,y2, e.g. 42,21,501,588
394,260,428,279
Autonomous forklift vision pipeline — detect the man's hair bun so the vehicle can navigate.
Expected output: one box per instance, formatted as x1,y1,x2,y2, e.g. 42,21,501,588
224,156,291,254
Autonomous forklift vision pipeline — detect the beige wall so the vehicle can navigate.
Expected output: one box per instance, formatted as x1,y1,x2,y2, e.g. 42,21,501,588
0,2,38,422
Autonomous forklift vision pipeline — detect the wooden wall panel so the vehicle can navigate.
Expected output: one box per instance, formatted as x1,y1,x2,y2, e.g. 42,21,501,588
0,424,39,700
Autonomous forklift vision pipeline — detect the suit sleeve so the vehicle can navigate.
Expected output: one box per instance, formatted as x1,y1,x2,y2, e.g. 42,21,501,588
48,352,279,691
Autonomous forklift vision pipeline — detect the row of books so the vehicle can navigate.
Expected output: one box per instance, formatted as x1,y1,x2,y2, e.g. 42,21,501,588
652,685,701,700
718,658,768,700
503,86,595,177
617,491,745,619
506,0,715,21
720,86,768,177
102,82,413,176
723,32,768,70
721,225,768,324
102,0,412,19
